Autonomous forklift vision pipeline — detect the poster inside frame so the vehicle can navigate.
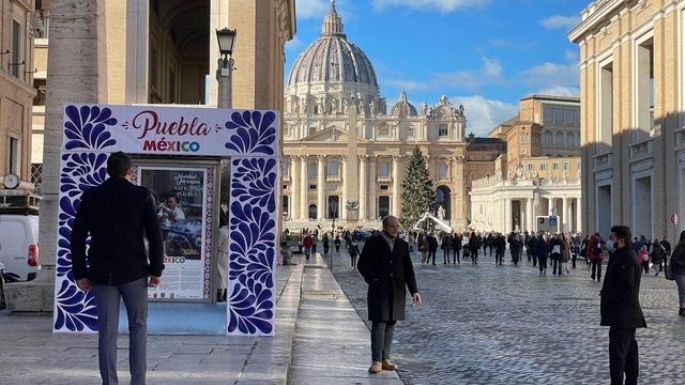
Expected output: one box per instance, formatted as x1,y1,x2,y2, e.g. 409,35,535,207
136,165,213,300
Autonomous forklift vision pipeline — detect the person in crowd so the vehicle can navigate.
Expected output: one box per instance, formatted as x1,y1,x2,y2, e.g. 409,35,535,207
452,232,462,264
508,232,522,266
441,232,452,264
462,233,471,263
571,234,581,269
527,234,538,267
70,151,164,385
302,232,314,261
427,233,439,266
469,232,481,265
638,245,650,275
601,225,646,385
588,233,604,281
535,234,549,276
494,234,506,266
418,233,428,264
349,241,360,269
650,238,665,276
216,211,229,302
661,237,672,259
669,230,685,317
334,235,341,255
561,233,572,274
358,216,421,374
322,233,330,256
549,234,563,276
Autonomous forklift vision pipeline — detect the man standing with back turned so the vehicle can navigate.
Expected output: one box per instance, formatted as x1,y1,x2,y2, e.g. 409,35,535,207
358,216,421,374
71,151,165,385
601,225,646,385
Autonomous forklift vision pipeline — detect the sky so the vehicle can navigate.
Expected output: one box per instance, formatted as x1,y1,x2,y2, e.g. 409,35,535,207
285,0,586,137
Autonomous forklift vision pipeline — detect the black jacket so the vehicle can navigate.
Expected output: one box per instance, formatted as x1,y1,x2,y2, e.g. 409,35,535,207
671,244,685,275
71,177,164,284
600,245,646,328
358,234,418,321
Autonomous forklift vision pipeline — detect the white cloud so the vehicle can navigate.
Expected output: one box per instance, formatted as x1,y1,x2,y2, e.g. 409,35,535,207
522,62,578,89
296,0,329,19
385,79,431,92
535,86,579,97
372,0,489,12
452,96,518,137
540,15,581,30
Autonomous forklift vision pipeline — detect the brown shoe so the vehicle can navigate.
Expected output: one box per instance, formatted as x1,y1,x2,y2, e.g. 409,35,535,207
382,359,399,371
368,361,382,374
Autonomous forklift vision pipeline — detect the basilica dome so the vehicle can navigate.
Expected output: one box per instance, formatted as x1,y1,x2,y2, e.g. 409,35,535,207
390,90,418,117
287,1,378,93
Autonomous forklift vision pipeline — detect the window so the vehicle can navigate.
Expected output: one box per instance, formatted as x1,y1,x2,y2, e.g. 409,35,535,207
327,158,340,177
10,20,22,78
438,124,449,137
555,131,564,147
438,161,449,180
528,164,534,171
636,37,655,139
7,137,19,175
554,109,564,125
380,185,389,190
539,163,546,171
563,162,569,171
309,184,317,190
553,163,559,171
378,159,391,177
281,158,290,176
282,196,289,217
543,108,554,125
378,125,390,136
543,131,553,146
407,127,414,137
328,196,339,219
378,196,390,218
566,132,575,148
308,161,317,178
33,79,47,106
308,204,317,219
599,61,613,145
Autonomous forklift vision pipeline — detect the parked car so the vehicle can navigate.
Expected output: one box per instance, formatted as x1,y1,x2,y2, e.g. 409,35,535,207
0,215,40,281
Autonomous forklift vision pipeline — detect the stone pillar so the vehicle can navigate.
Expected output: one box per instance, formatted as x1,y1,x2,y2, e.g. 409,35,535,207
526,198,534,232
341,157,348,221
504,198,512,233
369,156,377,220
548,198,556,216
359,155,367,221
317,156,326,220
562,198,569,232
7,0,110,311
300,156,308,220
576,198,582,233
392,155,401,216
290,156,300,220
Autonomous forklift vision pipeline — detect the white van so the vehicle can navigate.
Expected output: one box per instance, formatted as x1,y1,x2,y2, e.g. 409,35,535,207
0,215,40,281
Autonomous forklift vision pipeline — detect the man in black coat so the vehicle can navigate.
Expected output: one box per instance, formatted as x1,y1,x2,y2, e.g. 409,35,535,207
71,151,164,385
358,216,421,374
601,225,646,385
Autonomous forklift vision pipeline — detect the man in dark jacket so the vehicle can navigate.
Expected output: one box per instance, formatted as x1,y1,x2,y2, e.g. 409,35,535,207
358,216,421,374
71,152,164,385
601,225,646,385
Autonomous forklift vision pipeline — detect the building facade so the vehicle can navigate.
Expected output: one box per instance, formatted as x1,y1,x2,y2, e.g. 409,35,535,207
1,0,36,192
470,95,582,233
570,0,684,240
282,2,503,231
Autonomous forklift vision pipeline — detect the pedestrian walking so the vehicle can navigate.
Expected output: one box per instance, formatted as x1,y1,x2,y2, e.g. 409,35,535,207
451,232,462,264
535,234,548,275
561,233,571,274
70,151,164,385
601,225,646,385
650,239,665,276
427,233,438,265
334,235,341,255
441,233,452,264
323,233,330,256
418,233,428,264
638,245,650,275
669,230,685,317
349,241,360,268
469,232,480,265
588,233,605,281
303,233,314,261
550,234,563,276
358,216,421,374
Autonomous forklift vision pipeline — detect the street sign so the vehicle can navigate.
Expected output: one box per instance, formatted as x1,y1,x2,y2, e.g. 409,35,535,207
672,212,679,225
548,216,558,226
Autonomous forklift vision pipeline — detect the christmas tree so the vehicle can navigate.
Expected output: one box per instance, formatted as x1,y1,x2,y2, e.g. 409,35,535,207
400,146,436,230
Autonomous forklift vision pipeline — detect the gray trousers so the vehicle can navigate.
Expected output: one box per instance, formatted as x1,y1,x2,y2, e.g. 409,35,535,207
371,321,396,362
93,277,148,385
675,274,685,307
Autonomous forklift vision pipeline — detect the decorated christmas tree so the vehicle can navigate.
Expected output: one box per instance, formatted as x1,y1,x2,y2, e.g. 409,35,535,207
400,146,436,230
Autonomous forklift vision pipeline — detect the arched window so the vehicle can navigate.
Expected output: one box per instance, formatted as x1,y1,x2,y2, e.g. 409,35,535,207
566,132,576,148
555,131,564,147
543,131,553,146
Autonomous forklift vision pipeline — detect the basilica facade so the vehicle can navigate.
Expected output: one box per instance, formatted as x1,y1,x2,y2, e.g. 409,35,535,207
282,2,503,231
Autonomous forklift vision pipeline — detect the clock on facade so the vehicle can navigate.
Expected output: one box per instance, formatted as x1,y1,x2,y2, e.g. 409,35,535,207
2,173,20,189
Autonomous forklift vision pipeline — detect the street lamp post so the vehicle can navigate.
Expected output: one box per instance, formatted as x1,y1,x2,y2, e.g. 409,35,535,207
216,27,237,109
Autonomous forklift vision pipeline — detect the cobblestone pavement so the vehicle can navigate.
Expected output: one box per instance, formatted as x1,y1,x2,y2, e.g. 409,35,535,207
331,246,685,385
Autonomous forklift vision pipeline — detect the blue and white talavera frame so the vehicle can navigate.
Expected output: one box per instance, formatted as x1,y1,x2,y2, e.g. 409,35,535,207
53,104,279,336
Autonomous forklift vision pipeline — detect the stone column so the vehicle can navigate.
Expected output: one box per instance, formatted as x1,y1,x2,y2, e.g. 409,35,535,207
576,198,582,233
504,198,512,233
392,155,401,216
300,156,308,220
526,198,534,232
359,155,367,221
317,156,326,219
290,156,300,220
11,0,109,311
562,198,569,232
341,157,348,221
548,198,556,216
369,156,377,220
